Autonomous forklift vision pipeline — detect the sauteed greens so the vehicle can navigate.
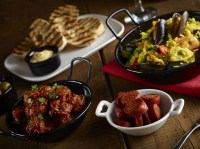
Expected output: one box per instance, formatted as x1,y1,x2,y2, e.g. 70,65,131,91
123,11,200,71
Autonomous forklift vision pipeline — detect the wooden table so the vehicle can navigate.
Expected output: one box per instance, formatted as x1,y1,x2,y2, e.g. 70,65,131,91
1,0,200,148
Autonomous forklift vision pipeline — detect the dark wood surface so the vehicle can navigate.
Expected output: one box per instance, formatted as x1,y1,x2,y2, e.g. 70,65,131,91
0,0,200,148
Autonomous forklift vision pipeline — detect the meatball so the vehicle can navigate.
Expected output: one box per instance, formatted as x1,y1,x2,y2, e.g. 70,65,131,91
38,85,53,98
25,98,48,118
12,106,26,123
70,94,85,113
49,99,73,116
54,85,72,102
26,116,53,134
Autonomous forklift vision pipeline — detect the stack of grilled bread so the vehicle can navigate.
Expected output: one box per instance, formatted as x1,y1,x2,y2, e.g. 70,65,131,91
12,4,105,58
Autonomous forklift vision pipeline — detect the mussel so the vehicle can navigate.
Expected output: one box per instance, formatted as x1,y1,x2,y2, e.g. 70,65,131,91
171,13,181,38
177,11,189,36
171,11,189,38
153,19,167,45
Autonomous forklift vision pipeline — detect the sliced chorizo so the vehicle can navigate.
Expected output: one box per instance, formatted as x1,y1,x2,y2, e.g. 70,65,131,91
115,105,127,118
115,117,133,127
115,90,139,108
148,104,161,122
134,116,143,127
143,111,152,125
123,98,148,118
141,94,161,105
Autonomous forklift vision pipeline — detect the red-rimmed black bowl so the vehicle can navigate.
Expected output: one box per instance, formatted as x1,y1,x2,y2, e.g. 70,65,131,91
106,9,200,84
0,57,92,142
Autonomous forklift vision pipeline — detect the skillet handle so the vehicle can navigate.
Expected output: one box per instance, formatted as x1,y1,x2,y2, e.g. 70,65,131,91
0,130,30,140
106,8,138,40
68,57,92,84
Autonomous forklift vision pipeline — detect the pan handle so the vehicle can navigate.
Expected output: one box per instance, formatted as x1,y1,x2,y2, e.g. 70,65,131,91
0,129,30,140
106,8,138,40
68,57,92,85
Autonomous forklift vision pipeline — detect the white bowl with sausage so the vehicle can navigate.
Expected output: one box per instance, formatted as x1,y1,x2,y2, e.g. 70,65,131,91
95,89,184,136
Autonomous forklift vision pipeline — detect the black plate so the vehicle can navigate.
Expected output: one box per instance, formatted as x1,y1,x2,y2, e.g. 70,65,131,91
0,57,92,142
107,10,200,84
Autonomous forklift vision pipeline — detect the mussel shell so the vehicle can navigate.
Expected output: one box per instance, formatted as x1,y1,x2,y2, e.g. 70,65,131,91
153,19,167,45
171,13,181,38
177,11,189,36
114,11,200,83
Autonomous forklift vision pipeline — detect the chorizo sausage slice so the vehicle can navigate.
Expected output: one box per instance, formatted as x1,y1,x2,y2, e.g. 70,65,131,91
123,98,148,118
148,104,161,122
115,105,127,118
115,90,139,108
115,117,133,127
141,94,161,105
143,111,152,125
134,116,143,127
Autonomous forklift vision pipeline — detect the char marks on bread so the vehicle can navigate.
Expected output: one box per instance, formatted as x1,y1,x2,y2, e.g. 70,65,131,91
12,37,33,58
78,17,105,37
12,4,105,58
49,5,97,47
29,18,67,51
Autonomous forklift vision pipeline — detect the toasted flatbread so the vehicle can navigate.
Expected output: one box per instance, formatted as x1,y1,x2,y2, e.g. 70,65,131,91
64,23,97,47
12,37,33,58
51,15,77,33
78,17,105,36
49,4,79,23
29,18,67,51
51,15,96,47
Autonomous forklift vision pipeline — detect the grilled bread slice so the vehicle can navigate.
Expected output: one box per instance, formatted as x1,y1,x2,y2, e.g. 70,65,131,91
78,17,105,36
12,37,33,58
51,15,97,47
65,23,97,47
49,4,79,23
51,15,77,33
29,18,67,51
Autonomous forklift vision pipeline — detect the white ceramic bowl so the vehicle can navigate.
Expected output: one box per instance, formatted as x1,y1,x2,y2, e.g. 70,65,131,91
95,89,184,136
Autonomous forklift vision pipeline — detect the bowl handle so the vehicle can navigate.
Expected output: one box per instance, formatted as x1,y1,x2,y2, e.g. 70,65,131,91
68,57,92,84
106,8,138,40
95,100,111,117
170,98,185,116
0,130,30,140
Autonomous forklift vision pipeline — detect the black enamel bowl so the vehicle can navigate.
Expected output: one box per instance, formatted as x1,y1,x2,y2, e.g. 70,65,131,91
0,57,92,142
106,9,200,84
0,76,18,115
25,45,61,76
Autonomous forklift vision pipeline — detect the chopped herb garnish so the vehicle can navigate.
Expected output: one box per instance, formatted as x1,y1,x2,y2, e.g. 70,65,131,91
37,114,44,120
52,83,60,89
27,98,32,104
38,97,45,102
31,84,38,91
48,92,58,99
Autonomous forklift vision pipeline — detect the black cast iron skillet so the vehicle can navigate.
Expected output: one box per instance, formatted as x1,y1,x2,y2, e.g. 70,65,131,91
106,9,200,84
0,57,92,142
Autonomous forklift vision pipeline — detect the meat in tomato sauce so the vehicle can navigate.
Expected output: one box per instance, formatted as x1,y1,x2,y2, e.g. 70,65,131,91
12,84,85,134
